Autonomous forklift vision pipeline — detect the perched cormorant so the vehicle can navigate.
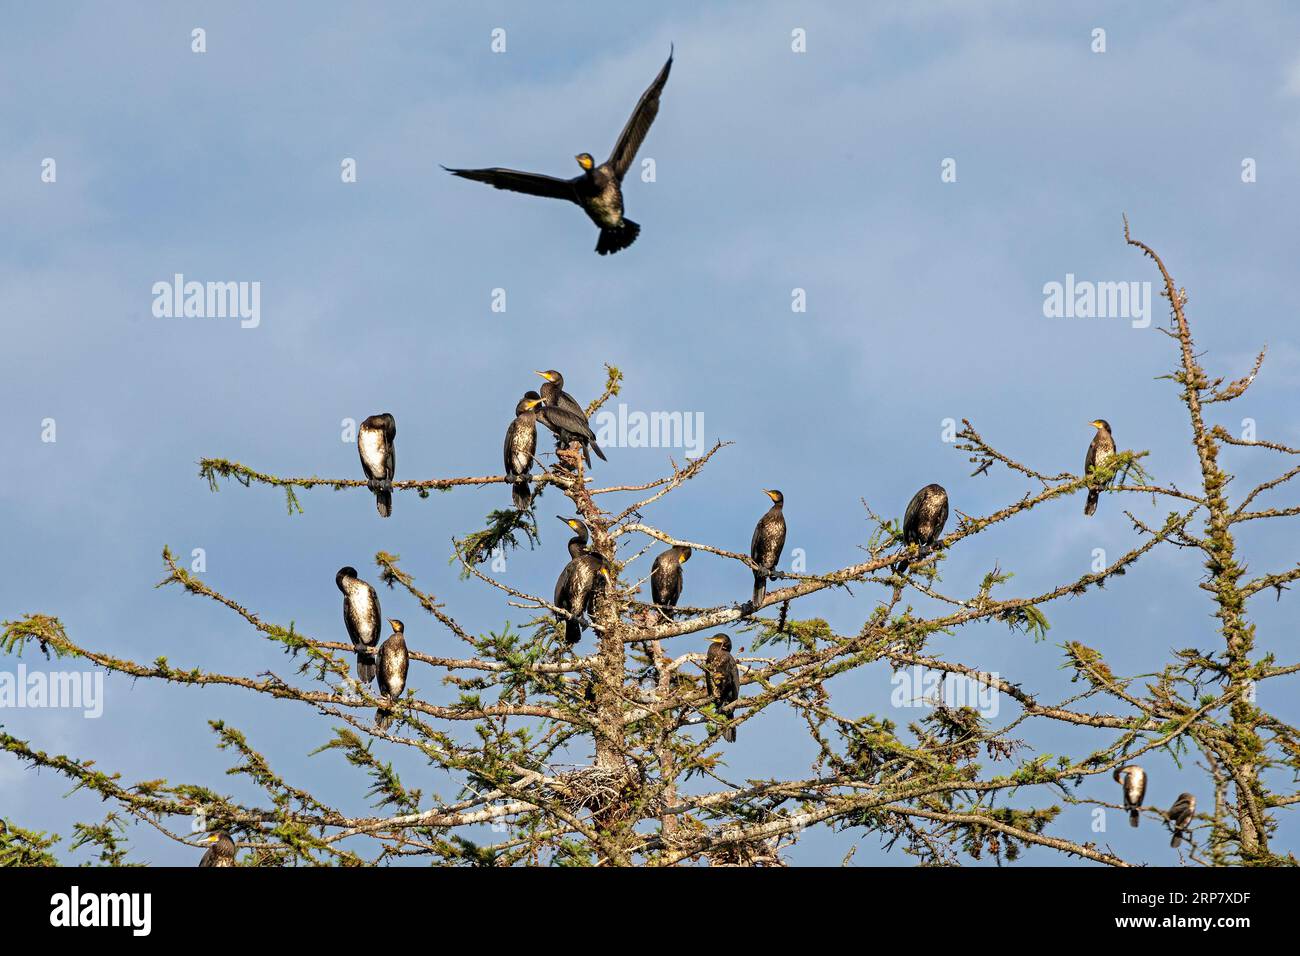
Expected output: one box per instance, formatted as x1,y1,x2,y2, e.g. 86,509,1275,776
443,49,673,255
749,489,786,609
376,618,409,731
704,634,740,742
1168,792,1196,848
1114,764,1147,828
358,413,396,518
336,566,381,682
894,484,949,574
553,516,607,644
505,391,541,510
530,397,602,470
199,831,236,867
535,369,607,464
651,545,691,616
1084,419,1117,517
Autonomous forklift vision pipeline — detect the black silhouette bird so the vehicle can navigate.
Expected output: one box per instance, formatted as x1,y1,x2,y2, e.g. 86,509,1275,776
337,566,381,682
535,370,606,465
651,545,691,616
358,413,396,518
1114,764,1147,828
1168,792,1196,848
894,484,949,574
1084,419,1117,516
554,517,608,645
749,489,786,608
376,619,409,731
444,49,673,255
704,634,740,742
505,391,540,510
198,831,236,868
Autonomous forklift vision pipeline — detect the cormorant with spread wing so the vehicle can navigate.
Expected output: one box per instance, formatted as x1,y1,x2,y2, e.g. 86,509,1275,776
554,516,608,645
443,49,673,255
704,634,740,742
894,484,949,574
535,369,606,465
358,413,396,517
1084,419,1116,516
749,490,786,609
651,545,691,617
505,391,540,510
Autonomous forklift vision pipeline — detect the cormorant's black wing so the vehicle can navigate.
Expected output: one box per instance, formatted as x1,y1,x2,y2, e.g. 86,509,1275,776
605,49,673,181
442,166,579,202
901,490,924,544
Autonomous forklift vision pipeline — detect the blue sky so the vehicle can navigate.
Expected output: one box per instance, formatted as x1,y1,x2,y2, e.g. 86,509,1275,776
2,1,1299,865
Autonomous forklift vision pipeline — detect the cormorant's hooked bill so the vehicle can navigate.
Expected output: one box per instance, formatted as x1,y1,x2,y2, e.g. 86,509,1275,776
1084,419,1116,517
894,484,949,575
749,489,786,609
358,413,396,517
443,48,673,255
704,634,740,742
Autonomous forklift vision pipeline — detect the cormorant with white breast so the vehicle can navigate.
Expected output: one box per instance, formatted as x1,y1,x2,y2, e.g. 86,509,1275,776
336,566,382,682
704,634,740,742
504,391,540,510
894,484,949,574
1084,419,1116,516
443,49,673,255
1114,764,1147,828
358,413,396,518
554,516,608,645
199,831,236,867
749,490,786,609
376,619,409,731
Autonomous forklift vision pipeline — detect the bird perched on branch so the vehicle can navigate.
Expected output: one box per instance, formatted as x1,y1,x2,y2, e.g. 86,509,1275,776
749,489,786,609
1168,792,1196,848
1114,764,1146,828
532,397,602,471
337,566,382,682
894,484,949,575
651,545,691,617
535,369,606,465
358,413,396,518
704,634,740,742
198,831,236,867
505,391,541,510
443,49,673,255
1084,419,1116,516
376,619,409,731
554,517,609,645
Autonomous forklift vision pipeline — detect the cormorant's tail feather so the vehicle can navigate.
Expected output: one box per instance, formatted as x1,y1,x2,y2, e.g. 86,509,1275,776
357,655,376,684
376,707,392,731
582,443,592,468
511,480,531,511
752,573,766,609
1171,830,1183,849
591,440,608,461
724,725,737,743
375,488,392,518
564,617,582,646
595,219,640,256
1129,809,1140,828
892,559,910,576
1085,489,1100,516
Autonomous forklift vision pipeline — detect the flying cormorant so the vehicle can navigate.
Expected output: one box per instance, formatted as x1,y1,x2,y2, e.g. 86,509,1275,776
337,566,382,682
1084,419,1116,516
535,370,607,465
199,831,236,867
554,516,607,644
704,634,740,742
749,489,786,608
651,545,691,616
894,484,949,574
1168,792,1196,848
376,618,409,731
358,413,396,518
505,391,540,510
1114,764,1147,828
444,50,672,255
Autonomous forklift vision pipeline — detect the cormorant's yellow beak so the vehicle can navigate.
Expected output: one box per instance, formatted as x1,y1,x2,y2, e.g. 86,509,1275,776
203,834,219,844
1090,420,1104,429
533,369,551,381
678,551,689,564
524,398,543,410
599,566,612,582
710,635,725,644
764,490,779,501
576,154,594,170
